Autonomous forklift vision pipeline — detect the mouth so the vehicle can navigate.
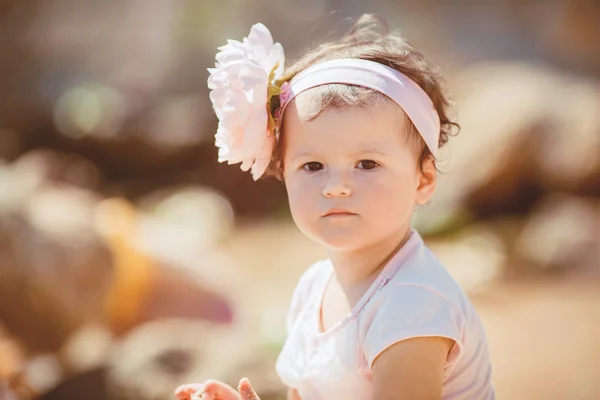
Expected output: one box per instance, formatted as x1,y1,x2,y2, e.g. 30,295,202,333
322,208,357,217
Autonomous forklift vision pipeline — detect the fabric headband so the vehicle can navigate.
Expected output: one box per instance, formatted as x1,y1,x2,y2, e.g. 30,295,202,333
279,58,440,157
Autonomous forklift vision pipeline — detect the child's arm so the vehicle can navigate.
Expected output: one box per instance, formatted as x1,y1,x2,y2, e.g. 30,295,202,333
371,336,453,400
287,387,301,400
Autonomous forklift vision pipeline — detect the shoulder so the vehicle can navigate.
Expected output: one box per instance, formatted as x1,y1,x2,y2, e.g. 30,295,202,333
358,243,477,368
386,242,472,312
374,229,469,308
365,242,475,329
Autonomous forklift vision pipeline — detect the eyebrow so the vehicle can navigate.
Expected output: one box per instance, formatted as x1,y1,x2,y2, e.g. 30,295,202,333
353,147,389,157
290,152,316,163
290,147,389,163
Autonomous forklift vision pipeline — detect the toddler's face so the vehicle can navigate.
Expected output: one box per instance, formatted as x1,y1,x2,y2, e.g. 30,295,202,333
282,94,436,251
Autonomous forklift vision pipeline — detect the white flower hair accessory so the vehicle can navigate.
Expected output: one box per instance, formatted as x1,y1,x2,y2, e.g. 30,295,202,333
207,23,286,180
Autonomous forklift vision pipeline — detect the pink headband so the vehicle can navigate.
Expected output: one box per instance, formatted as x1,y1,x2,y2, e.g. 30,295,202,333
279,59,441,156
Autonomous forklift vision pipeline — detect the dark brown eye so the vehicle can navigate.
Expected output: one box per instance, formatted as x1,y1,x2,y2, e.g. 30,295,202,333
357,160,379,170
302,162,323,172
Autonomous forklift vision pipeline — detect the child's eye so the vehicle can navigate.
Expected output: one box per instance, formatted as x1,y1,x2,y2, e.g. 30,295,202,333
302,162,324,172
356,160,379,170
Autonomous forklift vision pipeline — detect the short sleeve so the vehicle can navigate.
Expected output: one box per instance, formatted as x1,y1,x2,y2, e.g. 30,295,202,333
362,284,465,369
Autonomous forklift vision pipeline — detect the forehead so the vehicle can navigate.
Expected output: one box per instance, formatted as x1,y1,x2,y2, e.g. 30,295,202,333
281,92,410,153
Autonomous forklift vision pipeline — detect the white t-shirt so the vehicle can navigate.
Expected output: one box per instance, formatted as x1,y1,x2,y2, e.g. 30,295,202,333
276,230,495,399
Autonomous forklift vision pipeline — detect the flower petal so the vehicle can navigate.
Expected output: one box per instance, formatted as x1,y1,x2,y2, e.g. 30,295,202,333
244,24,274,69
242,103,268,161
209,89,227,119
268,42,285,80
239,64,268,93
251,133,275,180
216,47,246,66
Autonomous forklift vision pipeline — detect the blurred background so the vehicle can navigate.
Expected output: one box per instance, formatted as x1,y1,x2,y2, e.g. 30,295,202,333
0,0,599,399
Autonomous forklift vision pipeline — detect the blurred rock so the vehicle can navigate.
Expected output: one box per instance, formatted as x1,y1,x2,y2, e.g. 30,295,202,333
11,149,102,192
105,320,252,400
0,171,114,354
105,319,287,400
0,326,26,380
22,355,62,396
0,165,235,357
0,195,110,354
515,195,600,275
429,63,600,228
137,266,234,328
0,129,21,160
38,367,107,400
137,186,235,261
0,381,20,400
60,324,114,374
0,253,82,355
427,227,506,294
535,82,600,195
429,63,550,227
94,197,234,336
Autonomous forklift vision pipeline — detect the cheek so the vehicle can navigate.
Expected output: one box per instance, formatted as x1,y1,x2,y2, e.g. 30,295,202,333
284,175,317,222
359,172,417,214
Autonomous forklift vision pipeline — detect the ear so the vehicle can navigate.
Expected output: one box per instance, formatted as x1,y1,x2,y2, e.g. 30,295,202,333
415,155,437,205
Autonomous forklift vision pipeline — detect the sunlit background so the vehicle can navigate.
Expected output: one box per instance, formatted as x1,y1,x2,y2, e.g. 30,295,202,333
0,1,599,399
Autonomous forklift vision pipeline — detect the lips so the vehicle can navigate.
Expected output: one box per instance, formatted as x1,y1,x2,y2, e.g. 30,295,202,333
322,208,357,217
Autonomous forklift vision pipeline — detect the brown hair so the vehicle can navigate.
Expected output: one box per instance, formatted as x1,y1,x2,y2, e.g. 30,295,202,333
264,14,459,180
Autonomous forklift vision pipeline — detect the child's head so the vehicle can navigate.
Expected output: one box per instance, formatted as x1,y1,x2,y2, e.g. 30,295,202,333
282,96,435,251
208,14,458,251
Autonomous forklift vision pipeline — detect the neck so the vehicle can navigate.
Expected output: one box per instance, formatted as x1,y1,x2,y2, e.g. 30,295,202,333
328,226,412,291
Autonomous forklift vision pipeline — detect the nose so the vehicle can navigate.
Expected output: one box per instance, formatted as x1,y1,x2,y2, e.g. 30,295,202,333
322,171,352,198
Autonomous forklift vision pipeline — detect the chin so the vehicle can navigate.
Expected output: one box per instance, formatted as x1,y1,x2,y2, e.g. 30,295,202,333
313,231,372,252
